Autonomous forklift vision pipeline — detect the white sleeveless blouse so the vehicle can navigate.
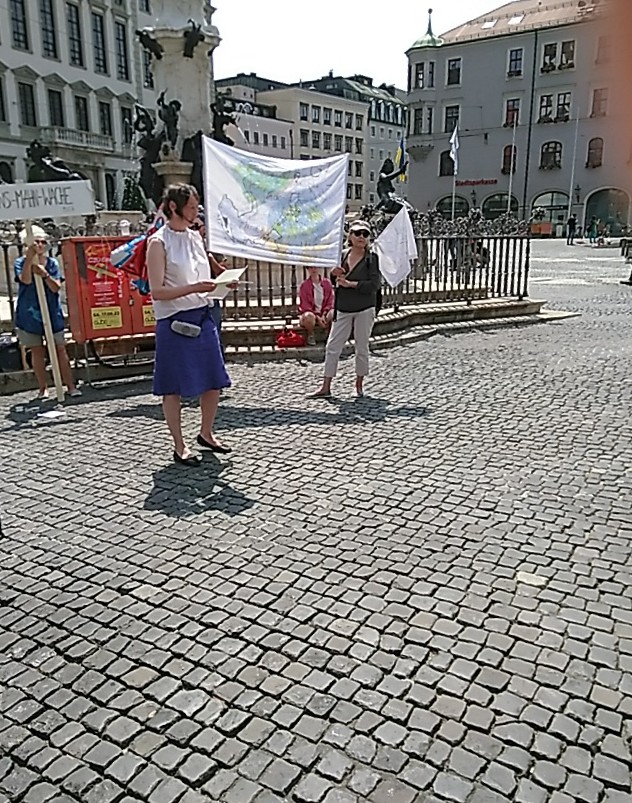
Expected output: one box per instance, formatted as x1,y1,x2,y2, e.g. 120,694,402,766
150,225,215,320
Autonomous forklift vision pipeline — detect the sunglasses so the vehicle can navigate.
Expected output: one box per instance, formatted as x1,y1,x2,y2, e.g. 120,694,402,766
34,239,48,245
351,230,370,237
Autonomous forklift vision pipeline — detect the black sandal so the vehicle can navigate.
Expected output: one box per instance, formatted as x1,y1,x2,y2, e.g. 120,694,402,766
196,435,232,454
173,450,202,466
308,389,332,399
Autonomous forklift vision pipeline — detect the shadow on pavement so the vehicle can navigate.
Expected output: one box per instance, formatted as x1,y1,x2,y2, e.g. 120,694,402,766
0,401,89,431
144,455,255,518
110,396,430,429
218,397,430,428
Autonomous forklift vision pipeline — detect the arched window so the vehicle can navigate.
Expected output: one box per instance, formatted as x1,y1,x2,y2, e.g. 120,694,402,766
439,150,454,177
586,188,630,235
482,193,519,220
0,162,13,183
532,191,569,224
586,137,604,168
540,141,562,169
436,195,469,219
502,145,517,175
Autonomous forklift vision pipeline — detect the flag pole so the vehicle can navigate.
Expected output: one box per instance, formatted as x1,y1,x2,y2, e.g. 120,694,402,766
449,125,459,220
567,106,580,220
507,115,517,214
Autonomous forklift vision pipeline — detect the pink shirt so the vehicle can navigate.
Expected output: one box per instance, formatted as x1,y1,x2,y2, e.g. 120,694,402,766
298,278,334,315
299,277,334,315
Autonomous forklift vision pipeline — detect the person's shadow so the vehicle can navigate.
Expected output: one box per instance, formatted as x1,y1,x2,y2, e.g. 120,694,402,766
143,454,255,519
111,396,430,430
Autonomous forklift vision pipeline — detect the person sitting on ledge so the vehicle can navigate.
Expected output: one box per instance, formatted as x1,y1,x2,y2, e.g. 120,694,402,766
298,266,334,346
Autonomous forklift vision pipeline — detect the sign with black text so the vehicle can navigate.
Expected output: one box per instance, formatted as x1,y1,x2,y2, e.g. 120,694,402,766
0,180,95,221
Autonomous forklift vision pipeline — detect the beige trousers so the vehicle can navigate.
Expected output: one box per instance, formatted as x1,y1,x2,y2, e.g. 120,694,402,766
323,307,376,378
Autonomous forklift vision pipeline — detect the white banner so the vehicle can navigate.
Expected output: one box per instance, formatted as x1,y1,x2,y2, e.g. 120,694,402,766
202,136,348,267
374,207,418,288
0,180,95,221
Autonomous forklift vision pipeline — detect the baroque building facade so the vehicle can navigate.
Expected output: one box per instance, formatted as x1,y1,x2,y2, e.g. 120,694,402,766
406,2,630,232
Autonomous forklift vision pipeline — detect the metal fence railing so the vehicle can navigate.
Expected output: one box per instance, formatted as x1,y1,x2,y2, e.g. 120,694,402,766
216,235,530,321
1,234,530,330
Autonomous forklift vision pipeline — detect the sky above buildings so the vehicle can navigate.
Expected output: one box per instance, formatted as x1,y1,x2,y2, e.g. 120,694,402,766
213,0,502,88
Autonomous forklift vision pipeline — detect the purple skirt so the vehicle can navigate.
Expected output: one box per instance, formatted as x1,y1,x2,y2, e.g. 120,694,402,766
153,305,231,397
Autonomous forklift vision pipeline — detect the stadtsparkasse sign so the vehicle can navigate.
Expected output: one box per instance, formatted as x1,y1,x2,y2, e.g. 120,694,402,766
455,179,499,187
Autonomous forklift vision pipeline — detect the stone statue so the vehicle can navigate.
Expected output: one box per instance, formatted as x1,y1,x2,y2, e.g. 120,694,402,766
26,140,86,182
182,131,204,197
157,91,182,150
136,29,163,60
183,19,205,58
211,96,236,146
203,0,215,27
133,104,155,136
376,157,409,214
133,106,165,205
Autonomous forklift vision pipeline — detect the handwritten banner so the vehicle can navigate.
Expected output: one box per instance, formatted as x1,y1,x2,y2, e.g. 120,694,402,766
0,180,95,221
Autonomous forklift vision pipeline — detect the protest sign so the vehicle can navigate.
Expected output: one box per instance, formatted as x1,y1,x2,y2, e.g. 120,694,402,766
4,180,95,402
0,180,95,222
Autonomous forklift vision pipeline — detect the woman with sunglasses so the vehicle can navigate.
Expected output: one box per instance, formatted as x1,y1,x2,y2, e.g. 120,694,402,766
310,220,381,398
14,227,80,399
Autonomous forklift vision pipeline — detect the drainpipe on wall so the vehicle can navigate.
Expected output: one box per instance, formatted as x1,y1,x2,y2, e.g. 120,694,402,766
522,28,539,219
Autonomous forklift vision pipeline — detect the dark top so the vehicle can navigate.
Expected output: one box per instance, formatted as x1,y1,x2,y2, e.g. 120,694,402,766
334,250,381,313
14,256,65,335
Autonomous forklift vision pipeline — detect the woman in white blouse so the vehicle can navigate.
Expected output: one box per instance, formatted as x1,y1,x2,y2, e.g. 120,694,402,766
147,184,231,467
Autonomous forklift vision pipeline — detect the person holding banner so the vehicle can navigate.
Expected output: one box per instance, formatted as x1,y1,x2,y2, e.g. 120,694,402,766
310,220,381,399
14,227,80,399
147,184,231,467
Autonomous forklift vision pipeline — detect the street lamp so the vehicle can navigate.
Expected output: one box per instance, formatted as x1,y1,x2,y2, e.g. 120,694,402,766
574,183,581,204
470,189,478,207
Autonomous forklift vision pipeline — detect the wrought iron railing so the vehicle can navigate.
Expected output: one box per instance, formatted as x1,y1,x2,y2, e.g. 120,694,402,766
0,217,530,329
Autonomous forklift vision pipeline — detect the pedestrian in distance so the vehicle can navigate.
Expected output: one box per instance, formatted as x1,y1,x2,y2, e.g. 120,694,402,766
566,214,577,245
309,220,381,399
14,226,81,400
147,184,231,467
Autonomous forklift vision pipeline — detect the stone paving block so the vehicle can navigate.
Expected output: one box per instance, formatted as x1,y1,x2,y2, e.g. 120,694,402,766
433,771,474,802
292,773,334,802
223,777,262,803
1,245,631,802
259,757,301,795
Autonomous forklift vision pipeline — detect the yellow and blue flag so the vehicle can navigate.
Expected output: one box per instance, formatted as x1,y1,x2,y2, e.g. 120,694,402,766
395,135,407,182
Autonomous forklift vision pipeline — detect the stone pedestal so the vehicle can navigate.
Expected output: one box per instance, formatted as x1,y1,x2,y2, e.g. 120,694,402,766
142,0,221,149
153,159,195,188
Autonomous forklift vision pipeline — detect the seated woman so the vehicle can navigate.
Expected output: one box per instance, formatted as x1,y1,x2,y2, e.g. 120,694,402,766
298,266,334,346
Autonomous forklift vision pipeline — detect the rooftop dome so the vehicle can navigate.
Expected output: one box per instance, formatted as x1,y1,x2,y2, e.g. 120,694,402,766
410,8,444,49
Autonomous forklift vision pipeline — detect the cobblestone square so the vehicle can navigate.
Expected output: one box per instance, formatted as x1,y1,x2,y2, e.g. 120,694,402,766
1,241,631,802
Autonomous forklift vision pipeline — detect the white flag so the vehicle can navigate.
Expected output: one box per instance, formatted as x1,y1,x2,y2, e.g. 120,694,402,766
449,126,460,176
373,207,418,289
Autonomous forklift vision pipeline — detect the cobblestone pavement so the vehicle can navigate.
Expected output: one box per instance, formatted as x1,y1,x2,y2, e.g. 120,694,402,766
1,240,631,803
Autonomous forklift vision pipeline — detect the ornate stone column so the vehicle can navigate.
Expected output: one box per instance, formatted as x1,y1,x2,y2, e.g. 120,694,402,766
138,0,221,189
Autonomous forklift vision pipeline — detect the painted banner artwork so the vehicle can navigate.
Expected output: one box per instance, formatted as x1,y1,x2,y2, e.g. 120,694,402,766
203,136,348,267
